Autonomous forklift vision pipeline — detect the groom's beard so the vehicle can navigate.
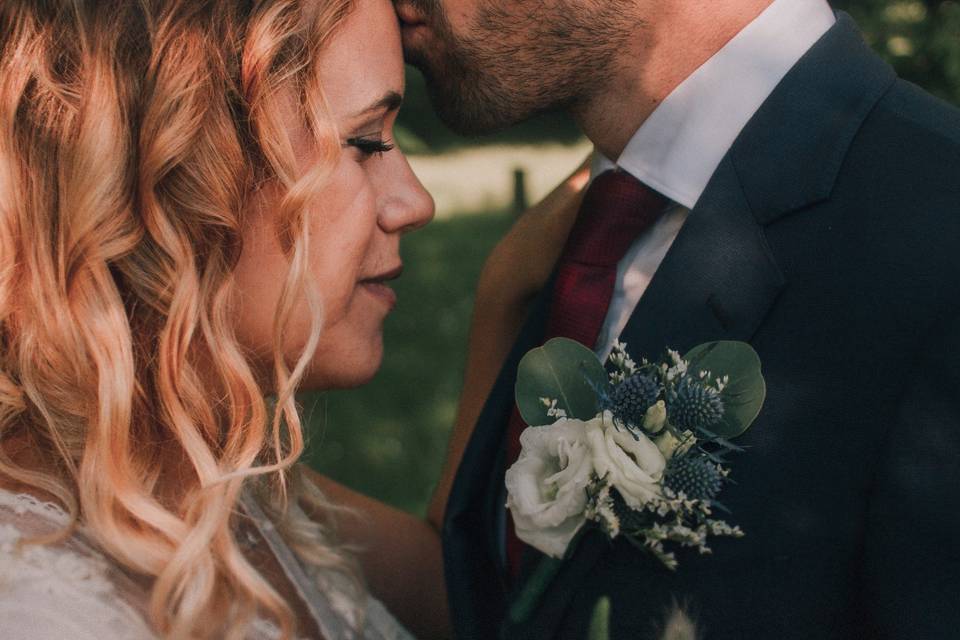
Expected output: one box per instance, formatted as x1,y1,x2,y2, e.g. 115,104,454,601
400,0,632,135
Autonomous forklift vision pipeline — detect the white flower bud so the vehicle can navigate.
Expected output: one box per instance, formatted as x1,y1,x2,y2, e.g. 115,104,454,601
654,429,698,460
642,400,667,434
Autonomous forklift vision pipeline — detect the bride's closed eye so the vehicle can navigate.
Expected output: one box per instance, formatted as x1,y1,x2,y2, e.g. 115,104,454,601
346,134,395,160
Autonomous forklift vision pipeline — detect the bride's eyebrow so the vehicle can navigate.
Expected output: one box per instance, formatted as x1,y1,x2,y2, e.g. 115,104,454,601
350,91,403,119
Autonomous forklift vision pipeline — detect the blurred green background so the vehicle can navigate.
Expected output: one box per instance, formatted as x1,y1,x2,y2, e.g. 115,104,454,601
302,1,960,517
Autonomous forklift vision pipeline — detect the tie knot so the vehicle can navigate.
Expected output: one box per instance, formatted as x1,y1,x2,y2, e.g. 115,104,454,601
562,170,668,267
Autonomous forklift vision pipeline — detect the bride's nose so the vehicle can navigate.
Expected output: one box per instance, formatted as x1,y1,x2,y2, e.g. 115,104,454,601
377,153,435,234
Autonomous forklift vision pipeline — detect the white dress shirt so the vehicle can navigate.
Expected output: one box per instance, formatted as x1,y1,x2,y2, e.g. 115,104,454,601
591,0,836,360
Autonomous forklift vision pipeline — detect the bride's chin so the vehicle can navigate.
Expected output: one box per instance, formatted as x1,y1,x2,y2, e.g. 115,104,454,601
299,340,385,391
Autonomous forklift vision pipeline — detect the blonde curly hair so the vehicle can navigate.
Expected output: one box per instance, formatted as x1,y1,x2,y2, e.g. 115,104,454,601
0,0,361,637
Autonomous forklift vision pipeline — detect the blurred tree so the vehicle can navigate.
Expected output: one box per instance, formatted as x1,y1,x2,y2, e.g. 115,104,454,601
836,0,960,105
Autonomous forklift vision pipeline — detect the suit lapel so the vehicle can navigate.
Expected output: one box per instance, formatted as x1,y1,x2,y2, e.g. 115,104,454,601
443,281,554,638
617,155,786,359
618,9,895,360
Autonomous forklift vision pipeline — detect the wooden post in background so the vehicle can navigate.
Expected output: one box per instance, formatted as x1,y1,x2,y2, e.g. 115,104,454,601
513,167,528,215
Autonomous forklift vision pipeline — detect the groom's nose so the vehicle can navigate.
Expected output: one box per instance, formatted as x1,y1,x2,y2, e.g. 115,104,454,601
378,155,435,234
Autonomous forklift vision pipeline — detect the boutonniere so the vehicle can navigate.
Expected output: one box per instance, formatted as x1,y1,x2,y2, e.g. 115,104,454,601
505,338,765,623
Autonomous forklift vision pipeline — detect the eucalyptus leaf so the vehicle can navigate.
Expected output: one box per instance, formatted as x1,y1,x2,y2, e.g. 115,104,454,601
515,337,607,425
683,341,766,439
588,597,612,640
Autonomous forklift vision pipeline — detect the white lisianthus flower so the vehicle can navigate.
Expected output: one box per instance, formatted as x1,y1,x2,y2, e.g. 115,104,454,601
505,417,596,558
586,411,666,509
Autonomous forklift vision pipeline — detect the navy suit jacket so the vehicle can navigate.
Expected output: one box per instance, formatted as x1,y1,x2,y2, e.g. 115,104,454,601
442,13,960,640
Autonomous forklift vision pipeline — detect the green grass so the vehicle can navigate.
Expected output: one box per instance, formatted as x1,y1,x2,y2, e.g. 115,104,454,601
301,210,515,516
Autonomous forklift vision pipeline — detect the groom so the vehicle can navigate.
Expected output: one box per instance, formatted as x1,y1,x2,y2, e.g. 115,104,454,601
396,0,960,638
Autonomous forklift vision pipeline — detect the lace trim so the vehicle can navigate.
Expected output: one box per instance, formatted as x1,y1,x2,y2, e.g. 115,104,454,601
0,489,157,640
0,488,71,526
0,488,414,640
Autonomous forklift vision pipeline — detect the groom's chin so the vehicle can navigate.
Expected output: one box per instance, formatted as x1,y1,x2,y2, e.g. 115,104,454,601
422,79,521,136
414,62,538,136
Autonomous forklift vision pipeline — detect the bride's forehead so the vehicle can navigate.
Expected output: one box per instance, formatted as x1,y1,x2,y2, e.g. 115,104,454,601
323,0,403,50
315,0,405,112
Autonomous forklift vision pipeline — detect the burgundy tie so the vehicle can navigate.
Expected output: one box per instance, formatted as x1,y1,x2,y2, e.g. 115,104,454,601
505,169,668,577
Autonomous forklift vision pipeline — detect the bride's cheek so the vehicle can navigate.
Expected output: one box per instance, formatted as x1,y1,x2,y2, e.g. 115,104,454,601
329,240,377,326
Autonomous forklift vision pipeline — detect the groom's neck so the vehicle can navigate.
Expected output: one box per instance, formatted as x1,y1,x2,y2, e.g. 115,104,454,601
571,0,774,161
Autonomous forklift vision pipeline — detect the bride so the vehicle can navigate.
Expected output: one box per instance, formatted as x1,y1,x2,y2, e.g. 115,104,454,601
0,0,436,637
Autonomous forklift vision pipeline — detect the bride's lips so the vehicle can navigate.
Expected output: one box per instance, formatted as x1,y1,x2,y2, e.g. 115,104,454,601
359,265,403,308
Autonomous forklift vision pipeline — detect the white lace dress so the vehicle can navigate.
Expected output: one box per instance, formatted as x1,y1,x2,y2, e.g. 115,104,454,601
0,489,415,640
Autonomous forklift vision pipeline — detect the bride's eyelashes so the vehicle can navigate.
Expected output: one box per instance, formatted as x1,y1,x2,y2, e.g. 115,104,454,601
345,134,395,160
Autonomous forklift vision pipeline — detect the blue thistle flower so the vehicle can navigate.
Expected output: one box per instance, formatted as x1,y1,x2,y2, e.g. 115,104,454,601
664,455,724,501
607,373,661,428
666,376,724,430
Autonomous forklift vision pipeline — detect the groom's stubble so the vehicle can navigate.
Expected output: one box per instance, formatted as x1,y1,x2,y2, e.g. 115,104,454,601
399,0,639,135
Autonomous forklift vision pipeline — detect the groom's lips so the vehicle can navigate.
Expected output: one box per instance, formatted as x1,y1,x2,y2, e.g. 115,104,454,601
395,3,426,26
396,3,430,47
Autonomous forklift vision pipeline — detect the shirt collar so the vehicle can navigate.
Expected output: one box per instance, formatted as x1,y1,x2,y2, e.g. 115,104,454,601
595,0,836,209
